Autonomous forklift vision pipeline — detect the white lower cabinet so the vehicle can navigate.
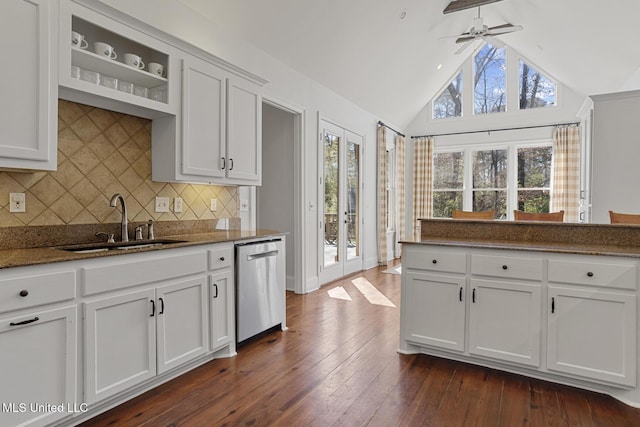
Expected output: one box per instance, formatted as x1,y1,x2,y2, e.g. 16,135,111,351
403,271,466,352
401,243,639,402
547,286,636,387
210,270,234,351
84,276,208,404
0,305,77,427
469,279,541,367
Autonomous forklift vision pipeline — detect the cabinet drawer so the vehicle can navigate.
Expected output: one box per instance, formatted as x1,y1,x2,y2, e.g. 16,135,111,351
404,247,466,274
208,245,234,271
82,251,207,296
0,270,76,314
471,254,543,281
548,259,637,290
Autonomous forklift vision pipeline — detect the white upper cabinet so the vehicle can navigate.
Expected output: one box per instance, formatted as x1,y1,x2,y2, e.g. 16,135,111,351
58,0,179,119
0,0,57,170
152,54,265,186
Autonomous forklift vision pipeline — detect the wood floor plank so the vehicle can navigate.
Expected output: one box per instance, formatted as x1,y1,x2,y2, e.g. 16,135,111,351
80,262,640,427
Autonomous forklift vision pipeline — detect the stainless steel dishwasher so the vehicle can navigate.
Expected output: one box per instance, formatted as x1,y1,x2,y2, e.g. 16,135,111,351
235,238,285,343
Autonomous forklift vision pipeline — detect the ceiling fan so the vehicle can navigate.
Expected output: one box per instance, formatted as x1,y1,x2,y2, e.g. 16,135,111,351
443,7,523,54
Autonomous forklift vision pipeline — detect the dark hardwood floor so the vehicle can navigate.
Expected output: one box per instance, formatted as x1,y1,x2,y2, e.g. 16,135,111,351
80,262,640,426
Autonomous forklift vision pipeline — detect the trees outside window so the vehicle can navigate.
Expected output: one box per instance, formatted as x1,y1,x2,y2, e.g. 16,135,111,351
433,151,464,217
433,144,552,219
433,71,463,119
519,61,556,109
474,43,506,114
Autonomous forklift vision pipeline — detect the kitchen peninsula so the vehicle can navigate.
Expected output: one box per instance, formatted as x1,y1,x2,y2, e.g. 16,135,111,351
400,219,640,408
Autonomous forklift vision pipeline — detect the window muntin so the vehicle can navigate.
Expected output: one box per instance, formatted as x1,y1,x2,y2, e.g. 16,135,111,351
474,43,506,114
519,61,556,109
517,146,552,212
433,71,463,119
433,151,464,217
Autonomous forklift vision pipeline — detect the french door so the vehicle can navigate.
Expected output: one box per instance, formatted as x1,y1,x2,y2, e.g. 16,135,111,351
319,119,363,284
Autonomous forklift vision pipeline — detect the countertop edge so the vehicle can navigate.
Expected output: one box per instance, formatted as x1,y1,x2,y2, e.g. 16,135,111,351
0,229,286,270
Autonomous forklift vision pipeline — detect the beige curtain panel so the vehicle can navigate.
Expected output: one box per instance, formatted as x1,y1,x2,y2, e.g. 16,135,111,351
395,134,406,249
552,126,580,222
376,125,388,265
412,136,434,240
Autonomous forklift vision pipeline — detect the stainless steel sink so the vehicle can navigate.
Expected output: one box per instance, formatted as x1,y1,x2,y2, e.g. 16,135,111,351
57,239,187,253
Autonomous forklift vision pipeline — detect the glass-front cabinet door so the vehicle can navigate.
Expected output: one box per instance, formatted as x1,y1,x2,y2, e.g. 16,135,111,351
319,119,362,284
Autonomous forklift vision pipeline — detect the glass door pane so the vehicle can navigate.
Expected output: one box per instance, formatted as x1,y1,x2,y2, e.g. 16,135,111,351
323,131,340,268
346,140,359,261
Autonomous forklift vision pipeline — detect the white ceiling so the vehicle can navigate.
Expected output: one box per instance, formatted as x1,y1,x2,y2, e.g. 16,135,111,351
176,0,640,128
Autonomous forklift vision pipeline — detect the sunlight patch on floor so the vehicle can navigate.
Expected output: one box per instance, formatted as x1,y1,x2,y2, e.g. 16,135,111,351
327,286,352,301
351,277,396,307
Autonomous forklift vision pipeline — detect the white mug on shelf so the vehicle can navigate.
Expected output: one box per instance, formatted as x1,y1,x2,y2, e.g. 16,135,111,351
148,62,166,78
94,42,117,60
124,53,145,70
71,31,88,49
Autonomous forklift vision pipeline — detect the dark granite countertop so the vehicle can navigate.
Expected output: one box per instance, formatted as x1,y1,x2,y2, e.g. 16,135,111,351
403,218,640,258
0,223,284,270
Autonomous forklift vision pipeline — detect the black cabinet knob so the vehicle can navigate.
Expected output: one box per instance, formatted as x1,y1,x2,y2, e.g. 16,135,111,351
220,256,225,261
502,265,508,270
19,290,28,297
432,259,437,264
587,271,594,277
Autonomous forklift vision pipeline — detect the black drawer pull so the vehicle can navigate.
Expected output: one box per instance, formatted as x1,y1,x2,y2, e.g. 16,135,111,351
19,290,29,297
432,259,437,264
587,271,594,277
10,317,39,327
502,265,508,270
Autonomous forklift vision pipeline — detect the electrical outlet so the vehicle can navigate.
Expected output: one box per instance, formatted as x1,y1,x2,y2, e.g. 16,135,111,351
155,196,169,213
9,193,26,213
174,197,183,213
210,198,217,212
239,199,249,212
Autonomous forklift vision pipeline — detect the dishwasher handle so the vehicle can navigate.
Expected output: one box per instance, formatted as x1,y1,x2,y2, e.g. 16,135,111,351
247,250,279,261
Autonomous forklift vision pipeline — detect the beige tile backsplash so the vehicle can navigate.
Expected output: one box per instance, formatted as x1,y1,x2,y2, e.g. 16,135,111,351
0,100,238,227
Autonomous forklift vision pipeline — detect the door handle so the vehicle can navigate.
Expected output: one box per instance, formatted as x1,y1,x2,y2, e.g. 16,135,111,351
213,283,219,299
150,299,156,317
472,288,476,303
159,297,165,315
221,157,226,170
459,287,463,302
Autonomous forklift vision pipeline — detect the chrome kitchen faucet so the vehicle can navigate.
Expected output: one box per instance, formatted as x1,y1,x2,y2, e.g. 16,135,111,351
109,193,129,242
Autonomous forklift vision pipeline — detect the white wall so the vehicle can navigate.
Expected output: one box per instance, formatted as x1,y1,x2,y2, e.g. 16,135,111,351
100,0,382,291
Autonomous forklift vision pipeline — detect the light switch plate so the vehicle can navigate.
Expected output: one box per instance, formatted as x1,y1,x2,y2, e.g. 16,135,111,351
210,198,217,212
155,196,169,213
174,197,183,213
239,199,249,212
9,193,25,213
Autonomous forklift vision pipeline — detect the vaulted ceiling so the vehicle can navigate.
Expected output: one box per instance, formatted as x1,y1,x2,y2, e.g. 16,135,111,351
176,0,640,128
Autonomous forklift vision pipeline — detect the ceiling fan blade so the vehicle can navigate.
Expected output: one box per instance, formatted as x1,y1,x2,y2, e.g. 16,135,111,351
487,24,523,35
439,32,471,40
455,40,474,55
443,0,504,14
456,35,476,44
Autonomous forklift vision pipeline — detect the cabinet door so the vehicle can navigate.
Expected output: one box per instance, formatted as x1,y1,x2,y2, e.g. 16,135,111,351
0,305,76,427
0,0,57,170
210,270,234,351
403,272,466,352
226,76,262,184
181,56,226,178
84,289,156,404
156,277,208,374
547,286,636,387
469,279,541,367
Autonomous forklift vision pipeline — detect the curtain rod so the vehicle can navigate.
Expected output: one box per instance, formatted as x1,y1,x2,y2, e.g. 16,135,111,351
411,121,580,139
377,121,406,138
